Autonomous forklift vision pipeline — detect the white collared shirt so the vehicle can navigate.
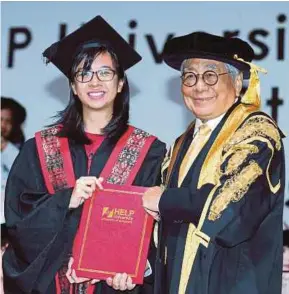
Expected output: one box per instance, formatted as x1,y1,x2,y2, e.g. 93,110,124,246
194,113,226,136
194,98,238,136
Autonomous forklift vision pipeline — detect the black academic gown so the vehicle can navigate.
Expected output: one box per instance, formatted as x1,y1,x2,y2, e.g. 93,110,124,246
155,102,285,294
3,132,166,294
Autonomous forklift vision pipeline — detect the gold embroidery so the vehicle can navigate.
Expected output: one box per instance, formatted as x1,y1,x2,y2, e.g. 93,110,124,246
256,137,281,194
198,103,257,189
222,114,282,194
225,115,281,152
208,161,263,221
223,144,259,176
161,143,174,185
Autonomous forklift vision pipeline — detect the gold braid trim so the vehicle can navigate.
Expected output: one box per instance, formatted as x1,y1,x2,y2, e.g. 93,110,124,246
161,143,174,186
222,144,259,176
256,137,281,194
178,186,218,294
224,115,282,152
221,115,282,190
208,161,263,221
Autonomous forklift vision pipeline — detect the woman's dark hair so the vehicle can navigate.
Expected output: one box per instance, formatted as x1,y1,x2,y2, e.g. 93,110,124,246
1,97,26,148
284,230,289,247
52,41,129,144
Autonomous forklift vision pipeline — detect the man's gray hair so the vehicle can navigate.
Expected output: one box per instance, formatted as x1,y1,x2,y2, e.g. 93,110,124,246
224,63,240,81
180,59,189,73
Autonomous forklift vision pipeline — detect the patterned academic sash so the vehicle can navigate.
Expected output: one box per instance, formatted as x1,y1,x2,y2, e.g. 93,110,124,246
35,125,75,194
35,125,157,294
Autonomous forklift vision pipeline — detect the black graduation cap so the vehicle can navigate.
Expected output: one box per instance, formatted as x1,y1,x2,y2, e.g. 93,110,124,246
163,32,255,79
42,15,142,78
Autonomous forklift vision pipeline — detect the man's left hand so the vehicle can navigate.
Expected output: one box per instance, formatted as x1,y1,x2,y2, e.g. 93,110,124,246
142,186,163,218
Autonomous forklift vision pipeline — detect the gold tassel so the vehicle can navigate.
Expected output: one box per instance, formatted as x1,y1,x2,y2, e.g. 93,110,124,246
233,54,267,110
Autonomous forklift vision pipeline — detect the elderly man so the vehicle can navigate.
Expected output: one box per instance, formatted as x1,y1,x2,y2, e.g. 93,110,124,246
142,32,285,294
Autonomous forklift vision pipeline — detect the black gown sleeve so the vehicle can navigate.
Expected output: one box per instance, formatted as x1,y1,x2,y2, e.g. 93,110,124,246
3,138,75,293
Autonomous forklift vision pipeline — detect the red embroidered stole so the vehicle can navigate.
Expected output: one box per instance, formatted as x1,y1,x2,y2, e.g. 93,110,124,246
35,125,156,294
35,125,75,194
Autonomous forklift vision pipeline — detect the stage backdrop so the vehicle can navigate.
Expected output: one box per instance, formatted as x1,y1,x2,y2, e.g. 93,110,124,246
1,1,289,222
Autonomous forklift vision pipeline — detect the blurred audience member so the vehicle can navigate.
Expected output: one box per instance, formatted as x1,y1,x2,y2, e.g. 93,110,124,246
1,96,26,247
283,230,289,293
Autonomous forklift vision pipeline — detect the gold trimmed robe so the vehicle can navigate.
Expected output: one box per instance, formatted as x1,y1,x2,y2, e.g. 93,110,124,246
155,101,285,294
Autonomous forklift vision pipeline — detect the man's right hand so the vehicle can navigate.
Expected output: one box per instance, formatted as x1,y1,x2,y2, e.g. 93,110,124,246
69,176,104,209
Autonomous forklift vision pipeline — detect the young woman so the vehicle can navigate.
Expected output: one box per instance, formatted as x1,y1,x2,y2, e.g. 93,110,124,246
3,15,166,294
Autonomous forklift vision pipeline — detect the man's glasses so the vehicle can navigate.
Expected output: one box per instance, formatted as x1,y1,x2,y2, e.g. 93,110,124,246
181,70,229,87
75,69,116,83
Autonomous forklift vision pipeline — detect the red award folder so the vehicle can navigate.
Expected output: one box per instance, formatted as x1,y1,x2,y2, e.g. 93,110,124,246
72,183,154,284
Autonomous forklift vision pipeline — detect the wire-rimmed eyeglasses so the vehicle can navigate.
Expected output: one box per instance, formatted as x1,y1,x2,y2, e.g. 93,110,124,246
181,70,230,87
75,69,116,83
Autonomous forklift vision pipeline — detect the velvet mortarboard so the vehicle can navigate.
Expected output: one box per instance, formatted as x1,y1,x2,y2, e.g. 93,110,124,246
42,15,142,78
163,32,255,79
